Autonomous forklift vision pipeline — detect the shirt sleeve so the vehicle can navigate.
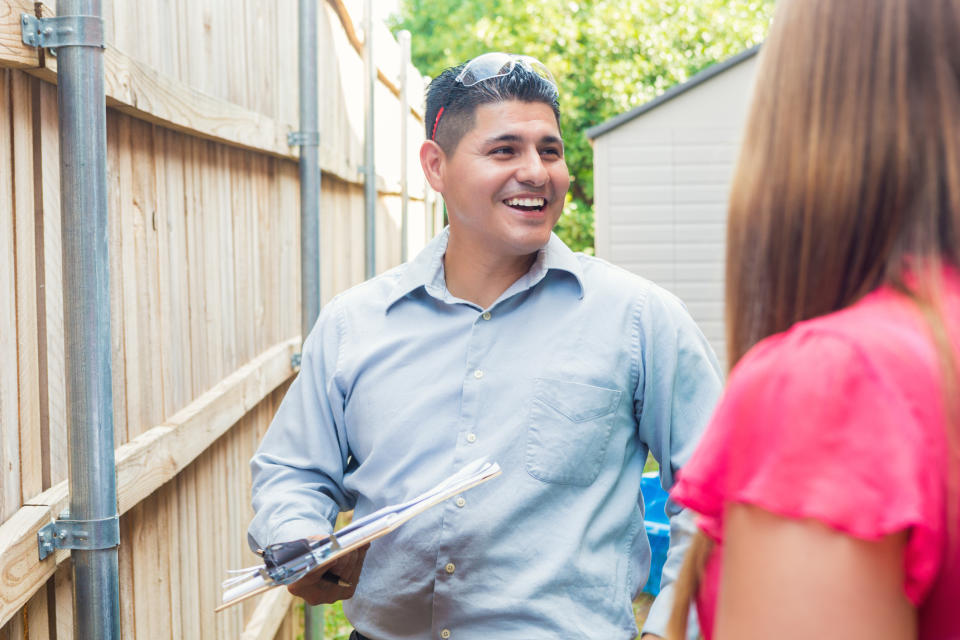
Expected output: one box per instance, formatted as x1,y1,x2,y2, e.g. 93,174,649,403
672,330,944,605
635,285,724,638
247,298,355,551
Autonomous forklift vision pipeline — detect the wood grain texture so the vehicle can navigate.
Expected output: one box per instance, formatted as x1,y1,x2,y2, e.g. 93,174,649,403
1,1,422,192
0,69,20,524
102,47,296,161
38,80,65,488
240,588,294,640
11,70,42,502
0,338,297,628
0,0,40,69
53,561,72,640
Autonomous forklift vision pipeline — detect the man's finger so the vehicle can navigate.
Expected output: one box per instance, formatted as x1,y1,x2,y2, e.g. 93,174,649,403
285,543,370,605
288,579,357,605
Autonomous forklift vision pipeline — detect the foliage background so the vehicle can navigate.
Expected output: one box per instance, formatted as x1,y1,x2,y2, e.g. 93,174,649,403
389,0,774,252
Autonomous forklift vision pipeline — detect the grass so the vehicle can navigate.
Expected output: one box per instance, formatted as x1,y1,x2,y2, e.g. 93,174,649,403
323,601,353,640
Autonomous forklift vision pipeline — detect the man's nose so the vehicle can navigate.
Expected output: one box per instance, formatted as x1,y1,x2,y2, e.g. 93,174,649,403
515,150,548,186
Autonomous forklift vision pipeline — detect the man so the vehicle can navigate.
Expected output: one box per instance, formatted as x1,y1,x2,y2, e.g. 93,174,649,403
248,53,721,639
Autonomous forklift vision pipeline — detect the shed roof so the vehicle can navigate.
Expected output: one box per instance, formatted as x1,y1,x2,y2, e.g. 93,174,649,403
585,45,761,140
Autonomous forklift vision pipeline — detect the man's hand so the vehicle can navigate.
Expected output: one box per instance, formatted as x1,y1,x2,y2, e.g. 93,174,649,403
287,543,370,605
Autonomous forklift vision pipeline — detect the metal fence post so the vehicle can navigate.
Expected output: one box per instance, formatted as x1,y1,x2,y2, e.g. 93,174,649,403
363,0,376,278
56,0,121,637
398,30,410,262
296,0,323,635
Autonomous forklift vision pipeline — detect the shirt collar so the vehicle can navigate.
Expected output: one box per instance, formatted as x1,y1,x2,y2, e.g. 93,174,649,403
386,228,585,312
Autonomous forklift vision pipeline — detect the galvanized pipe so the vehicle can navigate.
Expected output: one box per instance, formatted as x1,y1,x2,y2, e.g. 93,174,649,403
297,0,322,635
298,0,321,340
56,0,121,638
398,30,410,262
363,0,376,278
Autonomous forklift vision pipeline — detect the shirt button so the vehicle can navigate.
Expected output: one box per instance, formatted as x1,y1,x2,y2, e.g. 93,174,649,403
445,562,456,574
455,496,466,508
441,630,451,639
473,369,484,379
466,433,477,443
481,311,491,320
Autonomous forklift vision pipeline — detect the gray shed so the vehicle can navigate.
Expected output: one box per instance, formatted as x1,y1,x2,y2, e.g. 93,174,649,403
587,46,760,368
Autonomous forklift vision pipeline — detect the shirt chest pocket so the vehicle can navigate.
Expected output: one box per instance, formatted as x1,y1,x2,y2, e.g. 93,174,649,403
525,378,623,486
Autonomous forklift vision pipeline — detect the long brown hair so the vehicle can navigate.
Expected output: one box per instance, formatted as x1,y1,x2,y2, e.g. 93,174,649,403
668,0,960,636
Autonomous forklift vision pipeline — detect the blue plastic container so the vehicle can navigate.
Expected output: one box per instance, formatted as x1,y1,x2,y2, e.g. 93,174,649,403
640,472,670,595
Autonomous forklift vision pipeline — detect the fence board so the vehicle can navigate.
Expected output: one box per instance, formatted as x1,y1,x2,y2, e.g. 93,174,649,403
11,68,42,503
24,586,49,640
106,114,129,447
117,513,135,636
38,79,65,489
0,69,19,524
176,465,201,639
154,125,182,418
53,562,71,640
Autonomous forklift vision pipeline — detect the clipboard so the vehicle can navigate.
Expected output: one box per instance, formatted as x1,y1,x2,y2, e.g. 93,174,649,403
217,458,502,611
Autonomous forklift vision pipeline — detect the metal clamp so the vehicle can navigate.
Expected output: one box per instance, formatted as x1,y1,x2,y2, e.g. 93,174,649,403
21,14,105,51
287,131,320,147
38,512,120,561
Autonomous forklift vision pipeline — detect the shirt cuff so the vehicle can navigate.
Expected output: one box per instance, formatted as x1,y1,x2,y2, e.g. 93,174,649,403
248,517,334,552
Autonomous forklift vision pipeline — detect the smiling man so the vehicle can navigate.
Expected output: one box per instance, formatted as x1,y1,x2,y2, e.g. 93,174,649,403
248,53,721,640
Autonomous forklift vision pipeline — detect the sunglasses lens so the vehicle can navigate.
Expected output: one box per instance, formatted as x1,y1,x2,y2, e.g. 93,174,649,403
455,53,557,92
519,57,558,90
456,53,516,87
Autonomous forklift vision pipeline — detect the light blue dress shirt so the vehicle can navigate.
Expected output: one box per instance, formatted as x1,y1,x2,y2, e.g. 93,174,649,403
249,229,722,639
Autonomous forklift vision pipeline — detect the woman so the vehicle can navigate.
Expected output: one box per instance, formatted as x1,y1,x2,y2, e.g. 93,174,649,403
667,0,960,638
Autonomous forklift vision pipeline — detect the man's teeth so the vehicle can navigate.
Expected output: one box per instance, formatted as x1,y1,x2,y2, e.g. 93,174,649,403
505,197,545,207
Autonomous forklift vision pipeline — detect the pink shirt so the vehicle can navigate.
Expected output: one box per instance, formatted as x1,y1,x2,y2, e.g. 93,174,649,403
672,268,960,639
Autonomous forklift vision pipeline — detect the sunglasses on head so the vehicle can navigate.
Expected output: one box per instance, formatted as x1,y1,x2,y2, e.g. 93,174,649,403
431,53,558,141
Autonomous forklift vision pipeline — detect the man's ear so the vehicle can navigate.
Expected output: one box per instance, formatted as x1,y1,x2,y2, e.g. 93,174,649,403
420,140,447,193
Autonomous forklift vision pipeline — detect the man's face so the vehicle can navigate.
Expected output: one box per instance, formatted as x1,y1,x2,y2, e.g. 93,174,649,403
438,100,570,259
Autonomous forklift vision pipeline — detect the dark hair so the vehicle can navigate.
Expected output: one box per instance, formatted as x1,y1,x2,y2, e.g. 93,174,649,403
424,60,561,154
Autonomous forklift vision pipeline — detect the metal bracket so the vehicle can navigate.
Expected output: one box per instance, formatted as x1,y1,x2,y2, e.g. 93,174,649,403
287,131,320,147
37,512,120,561
21,14,105,51
291,353,302,368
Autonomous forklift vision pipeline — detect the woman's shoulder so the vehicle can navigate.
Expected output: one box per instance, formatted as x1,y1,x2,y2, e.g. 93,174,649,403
736,285,941,394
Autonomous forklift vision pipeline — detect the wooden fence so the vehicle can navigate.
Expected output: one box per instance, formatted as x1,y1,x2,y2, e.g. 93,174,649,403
0,0,439,637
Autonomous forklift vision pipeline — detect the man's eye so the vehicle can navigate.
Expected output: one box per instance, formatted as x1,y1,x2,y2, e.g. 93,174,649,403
491,147,514,155
541,148,562,158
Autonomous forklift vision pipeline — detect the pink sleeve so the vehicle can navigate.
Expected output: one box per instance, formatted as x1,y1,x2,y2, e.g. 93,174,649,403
671,330,945,605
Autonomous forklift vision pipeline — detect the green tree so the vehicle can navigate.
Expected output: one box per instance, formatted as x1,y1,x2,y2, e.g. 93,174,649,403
390,0,774,253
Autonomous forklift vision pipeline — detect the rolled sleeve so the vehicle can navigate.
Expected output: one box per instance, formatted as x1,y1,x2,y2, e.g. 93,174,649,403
247,299,355,550
635,285,722,638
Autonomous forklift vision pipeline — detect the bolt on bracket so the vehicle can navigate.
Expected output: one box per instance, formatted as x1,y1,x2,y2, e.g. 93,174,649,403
21,14,105,51
38,512,120,561
287,131,320,147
